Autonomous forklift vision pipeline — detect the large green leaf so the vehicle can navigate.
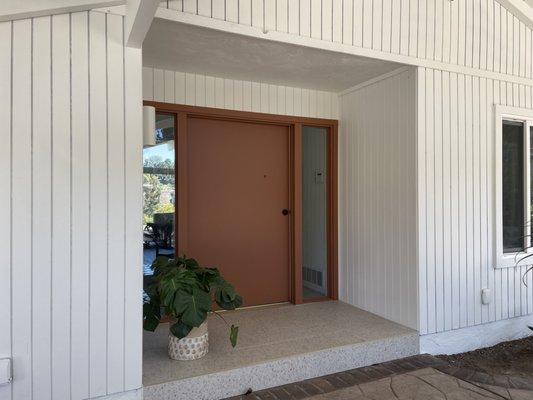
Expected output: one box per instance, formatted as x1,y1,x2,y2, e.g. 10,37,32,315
173,288,211,327
230,324,239,348
159,268,198,310
151,256,176,275
143,300,161,332
183,257,200,269
170,320,193,339
193,267,220,291
212,276,243,310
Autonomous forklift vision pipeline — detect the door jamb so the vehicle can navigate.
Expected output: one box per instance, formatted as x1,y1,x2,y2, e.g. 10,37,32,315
144,101,339,304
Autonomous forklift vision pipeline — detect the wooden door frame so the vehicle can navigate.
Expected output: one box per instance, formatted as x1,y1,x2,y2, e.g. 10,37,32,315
144,101,338,304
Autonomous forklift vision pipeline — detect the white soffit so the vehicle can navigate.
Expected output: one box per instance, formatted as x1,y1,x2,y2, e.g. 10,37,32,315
143,18,402,92
0,0,125,21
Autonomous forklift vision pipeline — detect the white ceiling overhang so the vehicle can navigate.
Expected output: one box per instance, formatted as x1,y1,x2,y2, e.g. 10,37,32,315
143,18,403,92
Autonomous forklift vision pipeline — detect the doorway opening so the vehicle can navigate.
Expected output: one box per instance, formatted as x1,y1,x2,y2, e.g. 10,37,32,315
143,102,338,305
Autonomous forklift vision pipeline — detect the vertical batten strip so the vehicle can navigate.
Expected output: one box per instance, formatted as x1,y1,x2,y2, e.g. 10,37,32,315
89,11,108,397
164,69,175,103
0,20,11,400
479,76,488,324
205,75,215,107
106,13,126,394
71,11,91,400
400,0,410,56
472,76,481,325
51,14,72,399
142,67,153,102
124,41,143,393
153,68,164,102
450,71,460,330
11,18,33,400
442,70,452,331
32,15,53,400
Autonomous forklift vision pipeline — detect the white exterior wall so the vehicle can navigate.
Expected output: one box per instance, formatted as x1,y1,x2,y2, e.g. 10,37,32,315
339,68,418,330
417,66,533,336
142,67,339,119
3,2,533,400
160,0,533,81
0,10,143,400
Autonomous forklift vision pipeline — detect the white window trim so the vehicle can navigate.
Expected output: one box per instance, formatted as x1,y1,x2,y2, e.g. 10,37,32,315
494,105,533,269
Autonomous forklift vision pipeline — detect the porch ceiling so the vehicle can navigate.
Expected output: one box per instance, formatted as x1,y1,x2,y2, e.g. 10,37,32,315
143,18,402,92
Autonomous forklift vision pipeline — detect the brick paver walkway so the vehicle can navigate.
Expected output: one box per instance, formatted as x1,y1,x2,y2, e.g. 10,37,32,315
227,355,533,400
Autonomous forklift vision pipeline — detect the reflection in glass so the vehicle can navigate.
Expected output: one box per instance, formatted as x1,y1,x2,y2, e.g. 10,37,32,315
502,120,524,253
143,114,176,276
302,126,328,299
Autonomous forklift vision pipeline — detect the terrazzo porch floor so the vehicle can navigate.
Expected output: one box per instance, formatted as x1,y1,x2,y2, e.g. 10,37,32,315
142,301,419,400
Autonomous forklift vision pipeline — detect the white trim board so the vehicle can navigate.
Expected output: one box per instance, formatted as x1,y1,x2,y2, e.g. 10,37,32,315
495,0,533,31
90,388,142,400
0,1,125,22
339,67,412,97
154,7,533,87
493,105,533,268
420,314,533,355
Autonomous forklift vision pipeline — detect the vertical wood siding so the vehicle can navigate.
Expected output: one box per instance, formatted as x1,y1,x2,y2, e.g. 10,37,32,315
142,67,339,119
160,0,533,81
338,69,418,330
417,66,533,335
0,11,143,400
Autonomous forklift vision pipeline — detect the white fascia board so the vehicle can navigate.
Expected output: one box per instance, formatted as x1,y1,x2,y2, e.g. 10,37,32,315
495,0,533,31
0,0,125,22
125,0,159,48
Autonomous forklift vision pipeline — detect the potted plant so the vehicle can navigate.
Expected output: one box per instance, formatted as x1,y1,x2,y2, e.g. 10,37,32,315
143,255,243,360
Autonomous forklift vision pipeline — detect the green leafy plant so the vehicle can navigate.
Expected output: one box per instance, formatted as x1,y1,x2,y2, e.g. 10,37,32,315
143,255,242,347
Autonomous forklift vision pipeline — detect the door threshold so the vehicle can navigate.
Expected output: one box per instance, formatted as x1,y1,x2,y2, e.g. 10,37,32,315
214,301,292,314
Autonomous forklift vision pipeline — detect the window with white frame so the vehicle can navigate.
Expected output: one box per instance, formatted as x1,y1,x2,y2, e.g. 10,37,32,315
495,106,533,268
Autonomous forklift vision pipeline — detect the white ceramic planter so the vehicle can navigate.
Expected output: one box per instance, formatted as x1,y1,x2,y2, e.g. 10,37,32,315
168,321,209,361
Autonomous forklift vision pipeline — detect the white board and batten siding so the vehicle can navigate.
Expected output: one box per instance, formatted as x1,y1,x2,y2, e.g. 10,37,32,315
339,68,418,330
160,0,533,81
142,67,339,119
417,66,533,336
0,11,143,400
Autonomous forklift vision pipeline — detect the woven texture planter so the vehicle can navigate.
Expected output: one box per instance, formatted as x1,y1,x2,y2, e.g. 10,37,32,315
168,321,209,361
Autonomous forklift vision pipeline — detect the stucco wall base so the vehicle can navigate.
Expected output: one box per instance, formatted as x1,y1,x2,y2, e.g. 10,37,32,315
420,315,533,355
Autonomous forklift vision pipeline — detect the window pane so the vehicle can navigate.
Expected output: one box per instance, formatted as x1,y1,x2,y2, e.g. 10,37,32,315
502,120,524,253
143,113,176,277
302,126,328,299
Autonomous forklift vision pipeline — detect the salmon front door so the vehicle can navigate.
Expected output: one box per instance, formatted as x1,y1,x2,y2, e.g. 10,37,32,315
185,117,290,307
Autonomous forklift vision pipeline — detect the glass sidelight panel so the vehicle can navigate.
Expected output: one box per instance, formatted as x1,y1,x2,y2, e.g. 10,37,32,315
302,126,328,299
143,113,176,276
